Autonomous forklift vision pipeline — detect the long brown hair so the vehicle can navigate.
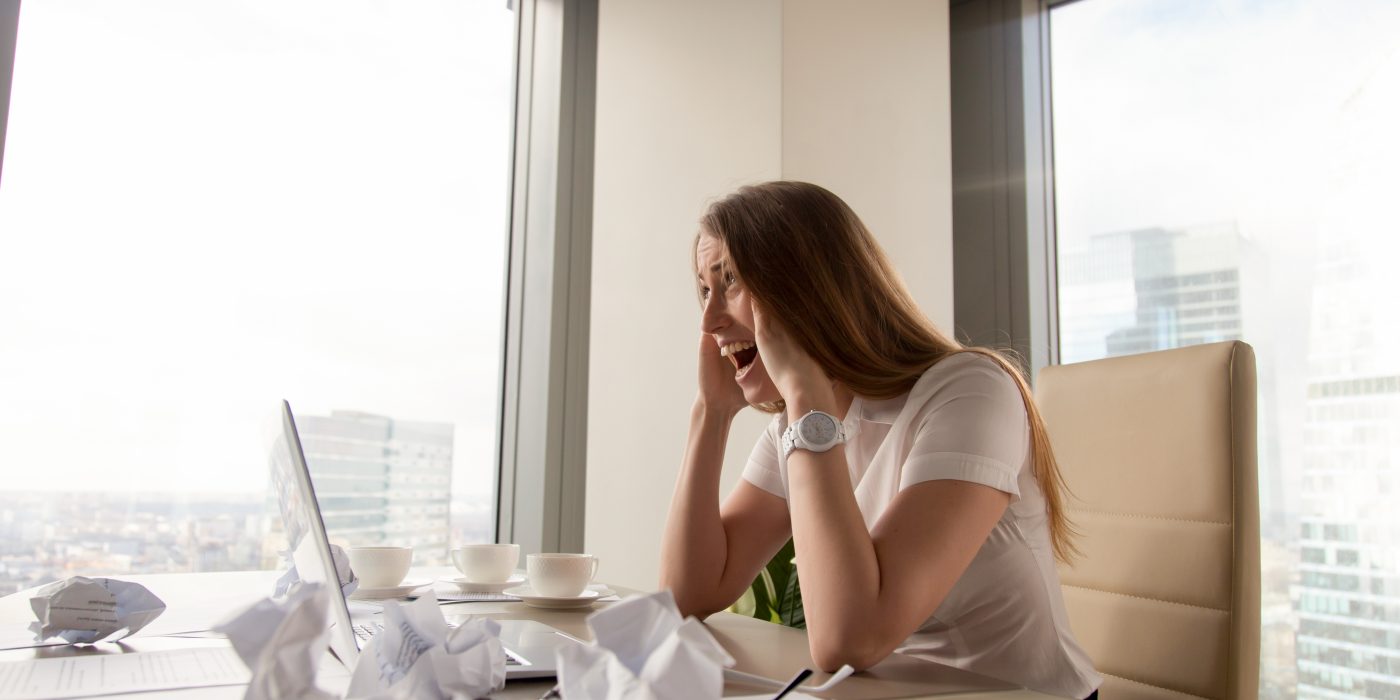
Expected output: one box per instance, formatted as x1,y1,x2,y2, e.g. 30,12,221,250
698,181,1079,563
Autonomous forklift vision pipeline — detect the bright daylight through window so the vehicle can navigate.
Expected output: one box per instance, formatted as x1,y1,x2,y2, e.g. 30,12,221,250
0,1,515,594
1050,1,1400,697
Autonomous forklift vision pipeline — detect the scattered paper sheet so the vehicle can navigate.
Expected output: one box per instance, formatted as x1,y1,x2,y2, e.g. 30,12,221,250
0,647,249,700
432,591,521,602
724,665,856,694
432,583,620,603
28,577,166,645
214,581,336,700
347,590,506,699
555,590,734,700
0,622,62,652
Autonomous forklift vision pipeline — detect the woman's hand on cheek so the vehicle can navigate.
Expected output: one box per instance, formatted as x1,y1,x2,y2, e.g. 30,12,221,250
752,302,829,402
697,333,748,417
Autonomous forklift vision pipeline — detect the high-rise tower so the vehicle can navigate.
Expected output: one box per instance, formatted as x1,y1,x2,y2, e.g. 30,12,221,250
296,411,454,565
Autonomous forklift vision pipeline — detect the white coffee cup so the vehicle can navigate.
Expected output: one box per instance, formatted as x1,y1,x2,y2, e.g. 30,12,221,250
527,553,599,598
451,543,520,584
347,546,412,589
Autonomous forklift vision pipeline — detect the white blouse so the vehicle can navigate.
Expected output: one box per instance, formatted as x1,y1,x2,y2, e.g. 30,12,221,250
741,352,1101,698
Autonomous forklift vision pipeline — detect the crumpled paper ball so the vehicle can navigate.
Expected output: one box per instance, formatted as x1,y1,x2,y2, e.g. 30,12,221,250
29,576,166,645
214,581,337,700
555,590,734,700
346,590,507,700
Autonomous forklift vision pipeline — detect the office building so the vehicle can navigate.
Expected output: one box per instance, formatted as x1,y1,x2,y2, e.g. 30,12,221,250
1059,223,1247,364
1294,51,1400,698
1295,241,1400,697
295,411,454,564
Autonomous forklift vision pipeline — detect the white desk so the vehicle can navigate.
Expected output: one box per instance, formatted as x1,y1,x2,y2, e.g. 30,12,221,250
0,570,1054,699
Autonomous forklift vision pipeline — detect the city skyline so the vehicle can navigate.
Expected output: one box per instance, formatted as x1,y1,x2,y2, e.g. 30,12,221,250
0,489,497,598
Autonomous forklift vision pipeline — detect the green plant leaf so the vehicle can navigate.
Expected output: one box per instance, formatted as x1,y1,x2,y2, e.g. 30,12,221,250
747,566,772,621
778,557,805,629
766,539,795,602
746,538,804,628
728,585,757,617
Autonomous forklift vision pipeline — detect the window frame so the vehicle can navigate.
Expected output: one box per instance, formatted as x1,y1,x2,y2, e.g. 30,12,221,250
950,0,1060,377
495,0,597,556
0,0,18,185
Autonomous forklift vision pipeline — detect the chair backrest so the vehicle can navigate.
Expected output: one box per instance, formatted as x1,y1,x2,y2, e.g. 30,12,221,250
1036,341,1259,700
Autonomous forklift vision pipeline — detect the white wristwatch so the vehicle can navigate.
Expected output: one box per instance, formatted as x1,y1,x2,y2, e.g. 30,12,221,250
781,410,846,457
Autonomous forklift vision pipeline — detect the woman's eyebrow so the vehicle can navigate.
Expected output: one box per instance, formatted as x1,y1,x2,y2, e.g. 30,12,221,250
698,260,730,280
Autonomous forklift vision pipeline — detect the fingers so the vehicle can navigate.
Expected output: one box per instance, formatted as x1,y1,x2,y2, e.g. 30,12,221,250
751,300,770,341
753,301,788,349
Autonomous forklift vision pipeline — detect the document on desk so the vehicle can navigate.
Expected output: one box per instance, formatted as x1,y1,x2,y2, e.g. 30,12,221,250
0,623,62,652
0,647,250,699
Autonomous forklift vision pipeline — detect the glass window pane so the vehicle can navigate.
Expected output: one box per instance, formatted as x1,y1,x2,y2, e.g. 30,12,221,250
0,1,514,592
1050,1,1400,696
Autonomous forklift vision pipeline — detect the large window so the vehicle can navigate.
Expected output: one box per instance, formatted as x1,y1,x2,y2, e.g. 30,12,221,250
0,1,515,593
1050,1,1400,697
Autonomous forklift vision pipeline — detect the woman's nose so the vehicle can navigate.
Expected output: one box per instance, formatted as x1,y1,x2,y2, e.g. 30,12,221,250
700,296,728,335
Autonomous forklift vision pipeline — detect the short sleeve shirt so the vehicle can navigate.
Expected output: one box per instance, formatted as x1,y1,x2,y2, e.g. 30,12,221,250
741,353,1101,698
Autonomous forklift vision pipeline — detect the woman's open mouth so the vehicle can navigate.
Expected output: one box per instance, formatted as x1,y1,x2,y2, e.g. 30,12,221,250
721,341,760,380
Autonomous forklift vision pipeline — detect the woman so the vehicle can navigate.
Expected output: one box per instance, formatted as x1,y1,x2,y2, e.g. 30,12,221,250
659,181,1101,698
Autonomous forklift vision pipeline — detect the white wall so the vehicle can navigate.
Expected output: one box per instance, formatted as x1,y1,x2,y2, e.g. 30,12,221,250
587,0,953,591
586,0,783,590
782,0,954,331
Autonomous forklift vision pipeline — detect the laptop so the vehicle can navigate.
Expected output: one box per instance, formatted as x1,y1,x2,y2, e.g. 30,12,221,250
268,399,571,679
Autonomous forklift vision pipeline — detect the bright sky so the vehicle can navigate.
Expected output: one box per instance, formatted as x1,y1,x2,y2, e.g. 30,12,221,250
1052,0,1400,256
0,1,514,495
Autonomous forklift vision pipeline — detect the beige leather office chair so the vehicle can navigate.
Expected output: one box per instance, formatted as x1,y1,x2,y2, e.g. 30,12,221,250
1036,341,1259,700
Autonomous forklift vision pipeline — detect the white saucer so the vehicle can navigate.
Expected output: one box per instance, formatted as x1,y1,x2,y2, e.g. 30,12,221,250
440,574,527,594
503,585,603,610
349,579,432,600
585,584,617,598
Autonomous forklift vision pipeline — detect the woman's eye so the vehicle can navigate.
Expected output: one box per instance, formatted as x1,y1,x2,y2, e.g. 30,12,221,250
700,286,711,300
722,272,740,294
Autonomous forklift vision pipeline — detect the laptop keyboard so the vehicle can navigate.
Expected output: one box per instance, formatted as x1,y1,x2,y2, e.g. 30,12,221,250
352,622,383,642
352,622,524,665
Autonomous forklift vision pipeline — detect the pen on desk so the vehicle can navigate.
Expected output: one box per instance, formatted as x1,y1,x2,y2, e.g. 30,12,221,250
771,668,814,700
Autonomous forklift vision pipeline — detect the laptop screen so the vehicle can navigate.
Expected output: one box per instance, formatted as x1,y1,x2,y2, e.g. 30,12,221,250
268,400,363,668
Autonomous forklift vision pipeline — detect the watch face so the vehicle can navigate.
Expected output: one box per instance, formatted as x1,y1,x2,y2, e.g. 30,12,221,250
799,412,839,446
